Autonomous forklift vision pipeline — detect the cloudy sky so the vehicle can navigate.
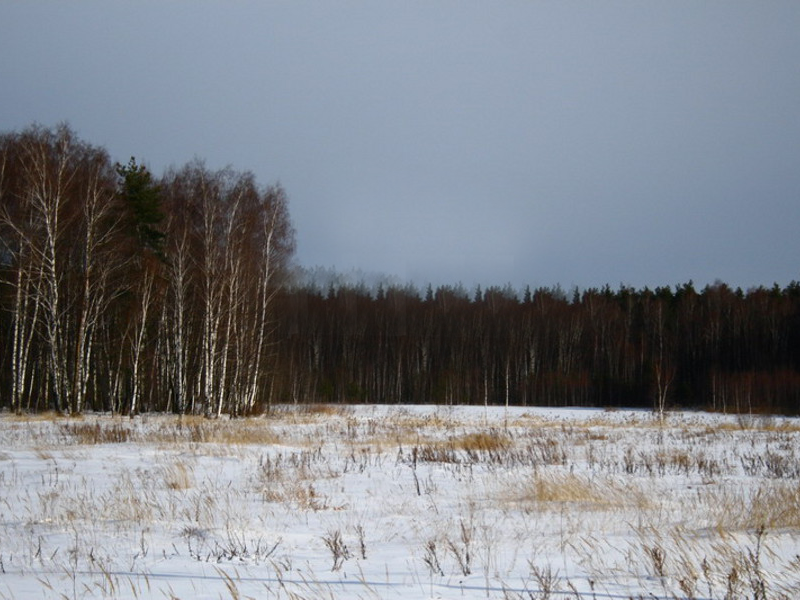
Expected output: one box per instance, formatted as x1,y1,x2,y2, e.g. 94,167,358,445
2,2,799,291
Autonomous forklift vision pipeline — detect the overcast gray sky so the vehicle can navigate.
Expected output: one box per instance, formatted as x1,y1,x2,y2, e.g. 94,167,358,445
2,1,799,291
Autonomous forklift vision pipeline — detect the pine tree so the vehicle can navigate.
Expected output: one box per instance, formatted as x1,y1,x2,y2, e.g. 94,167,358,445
116,157,165,257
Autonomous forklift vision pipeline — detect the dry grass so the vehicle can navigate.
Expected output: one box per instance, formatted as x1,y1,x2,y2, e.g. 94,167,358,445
448,430,511,452
261,480,331,510
174,420,282,445
404,430,512,465
7,410,70,422
703,481,800,531
382,409,462,431
161,462,195,491
60,421,131,444
297,403,347,416
505,471,629,511
709,416,800,433
271,403,351,424
32,414,287,447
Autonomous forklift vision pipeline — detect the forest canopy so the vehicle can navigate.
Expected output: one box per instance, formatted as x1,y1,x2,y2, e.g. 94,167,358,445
1,124,799,415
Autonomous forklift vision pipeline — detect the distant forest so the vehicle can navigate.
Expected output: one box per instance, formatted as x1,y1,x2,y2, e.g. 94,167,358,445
273,278,800,415
2,124,799,416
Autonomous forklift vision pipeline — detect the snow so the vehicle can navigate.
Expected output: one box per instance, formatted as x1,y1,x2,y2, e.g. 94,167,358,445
0,405,798,599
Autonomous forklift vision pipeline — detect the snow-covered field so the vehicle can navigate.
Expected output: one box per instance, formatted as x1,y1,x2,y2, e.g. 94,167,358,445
0,405,799,599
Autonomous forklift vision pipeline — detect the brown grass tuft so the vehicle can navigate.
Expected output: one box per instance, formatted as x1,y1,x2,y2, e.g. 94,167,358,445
705,481,800,531
261,480,331,511
175,418,281,445
9,410,82,422
61,421,131,444
162,462,195,490
448,430,511,452
506,472,631,512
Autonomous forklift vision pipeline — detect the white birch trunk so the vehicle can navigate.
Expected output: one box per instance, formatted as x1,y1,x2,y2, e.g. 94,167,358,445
129,268,154,416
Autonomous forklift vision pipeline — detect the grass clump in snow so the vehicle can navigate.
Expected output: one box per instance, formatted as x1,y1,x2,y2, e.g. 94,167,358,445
61,421,131,445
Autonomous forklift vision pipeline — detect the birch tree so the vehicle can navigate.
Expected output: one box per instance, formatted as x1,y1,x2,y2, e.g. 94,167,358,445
0,125,126,413
160,163,294,416
1,124,299,415
0,139,42,412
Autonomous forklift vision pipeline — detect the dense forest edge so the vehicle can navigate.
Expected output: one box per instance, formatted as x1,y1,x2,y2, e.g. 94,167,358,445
2,124,799,416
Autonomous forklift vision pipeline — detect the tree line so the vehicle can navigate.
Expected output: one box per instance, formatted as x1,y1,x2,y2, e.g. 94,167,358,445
270,277,800,415
0,124,294,415
2,124,799,416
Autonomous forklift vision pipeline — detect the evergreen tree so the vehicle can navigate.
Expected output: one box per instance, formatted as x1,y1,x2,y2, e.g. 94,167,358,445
116,157,165,257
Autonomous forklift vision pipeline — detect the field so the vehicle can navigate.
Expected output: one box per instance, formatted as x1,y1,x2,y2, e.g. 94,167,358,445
0,405,799,599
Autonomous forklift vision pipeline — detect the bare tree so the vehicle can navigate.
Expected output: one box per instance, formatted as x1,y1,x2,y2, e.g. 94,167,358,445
650,297,675,419
159,164,294,416
0,125,128,413
0,139,42,412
